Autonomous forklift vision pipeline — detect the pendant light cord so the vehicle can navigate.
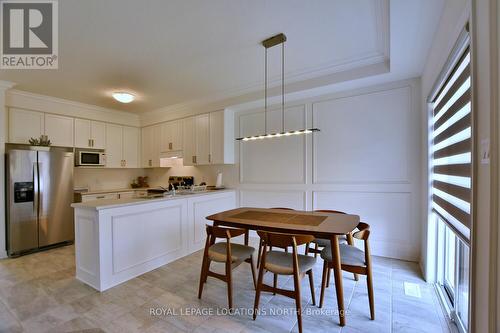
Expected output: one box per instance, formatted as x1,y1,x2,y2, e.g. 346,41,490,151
281,41,285,133
264,47,268,135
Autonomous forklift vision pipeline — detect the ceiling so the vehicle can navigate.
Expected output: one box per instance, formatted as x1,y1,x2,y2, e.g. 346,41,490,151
0,0,443,114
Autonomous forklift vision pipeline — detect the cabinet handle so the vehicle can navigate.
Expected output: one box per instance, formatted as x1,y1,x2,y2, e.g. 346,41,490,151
169,142,173,150
208,154,211,163
88,139,91,147
96,196,105,199
149,159,152,167
192,155,196,164
92,139,95,147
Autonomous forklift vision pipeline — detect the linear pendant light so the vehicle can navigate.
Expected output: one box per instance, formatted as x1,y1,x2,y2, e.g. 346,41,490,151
236,33,319,141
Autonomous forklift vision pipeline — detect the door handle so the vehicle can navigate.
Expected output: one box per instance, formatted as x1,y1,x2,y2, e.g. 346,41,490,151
33,162,38,214
37,162,42,216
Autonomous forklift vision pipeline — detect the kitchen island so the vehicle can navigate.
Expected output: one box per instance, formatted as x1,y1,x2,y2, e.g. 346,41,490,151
71,190,236,291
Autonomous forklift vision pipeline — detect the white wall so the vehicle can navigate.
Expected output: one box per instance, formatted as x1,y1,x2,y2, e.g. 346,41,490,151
235,78,422,261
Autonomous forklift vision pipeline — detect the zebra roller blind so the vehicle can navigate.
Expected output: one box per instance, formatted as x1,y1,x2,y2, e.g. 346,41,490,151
431,46,472,243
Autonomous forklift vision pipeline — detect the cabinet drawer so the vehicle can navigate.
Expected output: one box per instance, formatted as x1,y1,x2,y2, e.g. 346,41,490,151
81,193,119,202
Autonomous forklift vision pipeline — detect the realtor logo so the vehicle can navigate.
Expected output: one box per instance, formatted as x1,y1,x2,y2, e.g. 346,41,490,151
1,0,58,69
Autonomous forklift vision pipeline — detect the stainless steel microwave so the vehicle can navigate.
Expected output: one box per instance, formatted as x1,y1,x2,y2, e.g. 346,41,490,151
75,150,106,166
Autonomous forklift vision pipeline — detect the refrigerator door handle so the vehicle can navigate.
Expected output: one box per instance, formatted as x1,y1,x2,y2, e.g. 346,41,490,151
38,162,43,214
33,162,38,214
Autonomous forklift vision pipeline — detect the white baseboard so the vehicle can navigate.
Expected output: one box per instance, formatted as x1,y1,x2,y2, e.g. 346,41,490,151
0,250,8,259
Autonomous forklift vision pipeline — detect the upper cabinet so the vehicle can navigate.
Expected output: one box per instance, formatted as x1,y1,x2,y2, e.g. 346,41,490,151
106,124,140,168
141,124,161,167
74,119,106,149
160,120,183,152
209,110,225,165
9,109,74,147
9,108,45,144
44,114,74,147
182,110,234,166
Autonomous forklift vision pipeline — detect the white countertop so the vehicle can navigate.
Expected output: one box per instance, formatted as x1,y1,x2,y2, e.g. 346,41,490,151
71,189,235,210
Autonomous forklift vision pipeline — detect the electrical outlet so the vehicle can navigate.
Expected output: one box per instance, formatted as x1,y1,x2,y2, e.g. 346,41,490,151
481,138,490,165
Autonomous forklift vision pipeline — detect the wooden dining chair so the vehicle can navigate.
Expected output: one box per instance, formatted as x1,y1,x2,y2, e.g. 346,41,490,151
318,222,374,320
198,225,257,309
304,210,350,257
253,231,316,333
256,207,296,268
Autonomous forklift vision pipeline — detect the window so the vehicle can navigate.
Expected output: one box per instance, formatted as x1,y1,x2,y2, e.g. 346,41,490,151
429,27,471,333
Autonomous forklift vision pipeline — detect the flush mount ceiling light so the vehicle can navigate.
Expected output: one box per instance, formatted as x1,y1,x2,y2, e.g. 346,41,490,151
236,33,319,141
112,92,135,103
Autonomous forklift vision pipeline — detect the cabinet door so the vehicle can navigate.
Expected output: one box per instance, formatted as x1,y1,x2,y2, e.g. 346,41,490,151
209,111,224,164
45,114,74,147
74,119,91,148
182,117,196,166
122,126,140,168
141,126,153,167
152,124,161,167
9,108,44,144
159,122,172,153
105,124,123,168
171,120,183,150
195,114,210,165
91,121,106,149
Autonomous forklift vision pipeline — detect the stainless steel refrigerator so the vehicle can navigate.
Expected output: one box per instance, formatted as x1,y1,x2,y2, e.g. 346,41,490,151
6,145,74,256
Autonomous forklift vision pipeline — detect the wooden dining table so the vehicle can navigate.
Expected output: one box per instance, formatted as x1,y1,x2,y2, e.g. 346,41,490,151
206,207,360,326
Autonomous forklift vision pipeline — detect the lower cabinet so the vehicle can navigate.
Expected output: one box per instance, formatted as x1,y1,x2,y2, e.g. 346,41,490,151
187,191,237,252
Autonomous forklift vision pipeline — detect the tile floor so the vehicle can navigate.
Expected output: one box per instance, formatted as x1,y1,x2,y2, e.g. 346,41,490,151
0,244,454,333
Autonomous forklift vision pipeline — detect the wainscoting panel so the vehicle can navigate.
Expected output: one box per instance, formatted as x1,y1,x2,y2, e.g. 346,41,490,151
313,190,418,260
240,189,307,210
111,205,183,274
239,105,307,184
313,86,411,184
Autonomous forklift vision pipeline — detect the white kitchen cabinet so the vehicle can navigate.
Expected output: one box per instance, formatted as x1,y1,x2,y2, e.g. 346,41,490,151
8,108,45,144
209,110,225,164
160,120,182,152
182,117,196,166
44,114,74,147
122,126,140,168
74,119,106,149
106,124,140,168
141,124,161,167
81,193,119,202
195,114,210,165
105,124,123,168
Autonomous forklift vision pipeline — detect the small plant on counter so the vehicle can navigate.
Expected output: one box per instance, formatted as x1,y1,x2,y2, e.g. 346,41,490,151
130,176,149,188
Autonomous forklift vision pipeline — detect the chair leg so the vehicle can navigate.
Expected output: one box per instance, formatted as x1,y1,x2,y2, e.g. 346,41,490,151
273,273,278,295
326,267,331,288
305,242,310,255
314,243,319,258
198,254,210,299
367,267,375,320
353,273,359,281
293,269,303,333
226,260,233,309
257,240,263,268
249,255,257,289
253,258,266,320
307,269,316,306
319,260,328,308
285,247,288,253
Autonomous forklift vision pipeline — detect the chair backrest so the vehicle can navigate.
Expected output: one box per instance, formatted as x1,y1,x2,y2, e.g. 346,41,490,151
314,209,347,214
353,222,370,240
206,224,246,240
257,231,314,249
270,207,295,210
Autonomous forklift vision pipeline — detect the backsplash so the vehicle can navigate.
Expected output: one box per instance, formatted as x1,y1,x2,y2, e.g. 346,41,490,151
74,168,146,191
73,164,238,191
146,164,237,188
